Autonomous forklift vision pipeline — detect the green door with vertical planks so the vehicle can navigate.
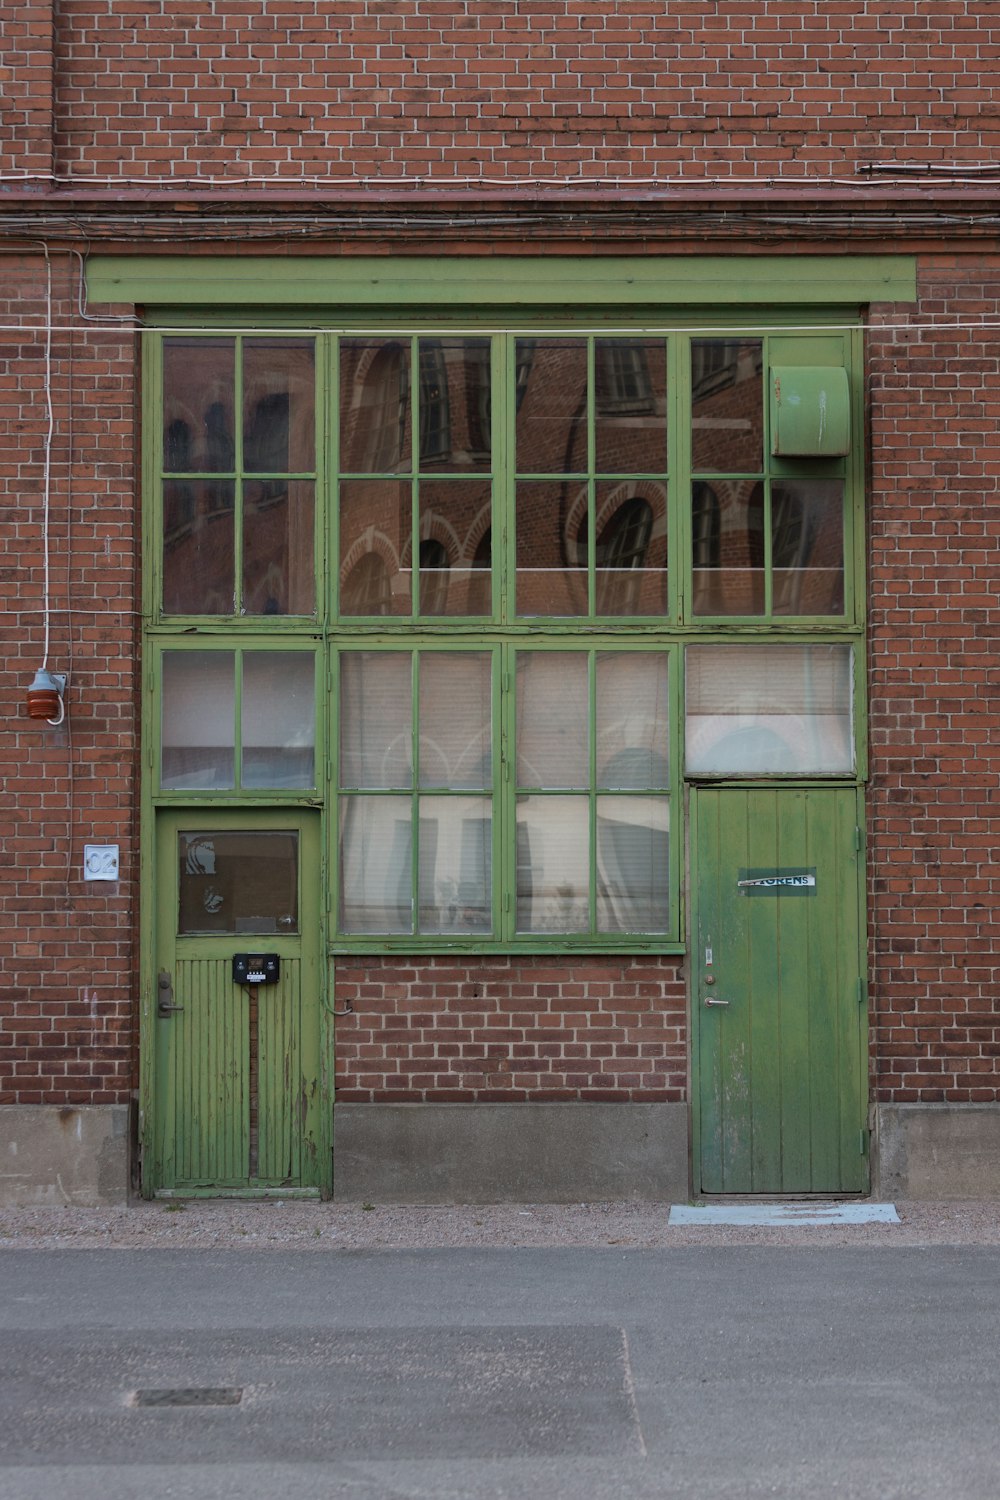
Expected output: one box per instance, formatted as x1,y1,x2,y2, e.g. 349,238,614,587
150,809,327,1196
691,787,867,1195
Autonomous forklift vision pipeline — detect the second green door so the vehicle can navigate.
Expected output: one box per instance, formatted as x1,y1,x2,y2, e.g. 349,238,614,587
691,786,867,1195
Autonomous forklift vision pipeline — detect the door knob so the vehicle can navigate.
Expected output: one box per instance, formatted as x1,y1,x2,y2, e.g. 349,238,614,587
704,996,730,1007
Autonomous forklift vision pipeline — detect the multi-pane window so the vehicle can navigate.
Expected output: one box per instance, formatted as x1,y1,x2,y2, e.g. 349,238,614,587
160,338,317,616
338,337,492,619
152,326,860,949
515,651,671,935
160,648,317,791
689,338,847,619
515,338,669,617
334,646,673,941
338,650,494,936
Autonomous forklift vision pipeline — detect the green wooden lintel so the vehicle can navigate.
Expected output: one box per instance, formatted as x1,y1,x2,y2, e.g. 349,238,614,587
87,253,918,310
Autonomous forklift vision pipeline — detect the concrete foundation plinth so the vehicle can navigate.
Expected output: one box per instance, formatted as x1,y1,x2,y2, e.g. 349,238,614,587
333,1101,688,1203
0,1105,130,1206
876,1104,1000,1199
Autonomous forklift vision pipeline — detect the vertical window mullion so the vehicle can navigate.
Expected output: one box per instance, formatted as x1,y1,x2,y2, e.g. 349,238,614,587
234,648,244,792
325,334,338,626
151,336,164,618
670,334,685,626
763,477,774,618
499,334,514,628
586,338,596,619
410,337,420,619
761,336,773,618
234,334,245,617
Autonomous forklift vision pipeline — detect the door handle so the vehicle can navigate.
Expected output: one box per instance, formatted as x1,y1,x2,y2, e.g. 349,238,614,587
702,973,728,1006
157,970,184,1017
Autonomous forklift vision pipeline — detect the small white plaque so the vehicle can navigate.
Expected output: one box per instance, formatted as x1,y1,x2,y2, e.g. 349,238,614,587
84,845,120,881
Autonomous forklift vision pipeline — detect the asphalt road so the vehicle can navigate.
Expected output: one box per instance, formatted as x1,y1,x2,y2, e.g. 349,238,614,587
1,1247,999,1498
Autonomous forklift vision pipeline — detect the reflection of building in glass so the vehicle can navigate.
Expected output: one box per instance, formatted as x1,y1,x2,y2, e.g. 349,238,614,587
162,339,315,617
689,340,844,618
338,338,493,616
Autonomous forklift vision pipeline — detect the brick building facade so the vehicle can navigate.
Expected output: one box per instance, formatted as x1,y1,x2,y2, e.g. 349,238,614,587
1,2,997,1203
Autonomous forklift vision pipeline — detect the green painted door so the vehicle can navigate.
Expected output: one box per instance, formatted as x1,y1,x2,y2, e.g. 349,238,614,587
691,787,867,1195
149,810,327,1196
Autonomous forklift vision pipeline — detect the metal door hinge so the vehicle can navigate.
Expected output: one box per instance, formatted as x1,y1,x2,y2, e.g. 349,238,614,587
859,1127,868,1156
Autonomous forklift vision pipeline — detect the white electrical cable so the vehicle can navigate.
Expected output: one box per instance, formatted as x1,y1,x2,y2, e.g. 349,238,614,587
36,243,55,672
30,244,65,725
2,168,1000,188
0,318,999,337
71,248,139,324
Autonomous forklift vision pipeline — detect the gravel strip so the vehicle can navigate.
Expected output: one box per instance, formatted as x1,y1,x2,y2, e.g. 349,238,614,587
2,1199,1000,1251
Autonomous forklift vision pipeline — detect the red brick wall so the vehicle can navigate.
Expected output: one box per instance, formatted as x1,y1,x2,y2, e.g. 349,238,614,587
868,258,1000,1105
0,252,137,1106
1,5,999,1124
333,956,687,1102
29,1,1000,183
0,2,53,178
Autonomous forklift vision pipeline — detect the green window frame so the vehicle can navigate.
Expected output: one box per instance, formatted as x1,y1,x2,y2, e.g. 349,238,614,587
145,316,865,953
156,334,321,621
331,640,680,948
684,332,857,624
156,642,323,797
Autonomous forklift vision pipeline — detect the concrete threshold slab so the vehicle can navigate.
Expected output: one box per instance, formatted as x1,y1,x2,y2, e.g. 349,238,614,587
669,1202,901,1226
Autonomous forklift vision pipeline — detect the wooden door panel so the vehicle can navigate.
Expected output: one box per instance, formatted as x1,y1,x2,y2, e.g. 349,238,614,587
693,787,866,1195
168,958,248,1186
149,810,326,1196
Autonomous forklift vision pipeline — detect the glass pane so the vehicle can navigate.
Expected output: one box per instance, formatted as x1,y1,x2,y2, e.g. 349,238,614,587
161,651,235,790
419,653,491,789
241,653,315,790
339,339,412,473
515,339,588,473
691,479,765,616
163,339,236,473
242,339,315,473
691,339,763,473
596,653,669,788
685,643,855,775
516,480,588,616
417,796,492,934
338,795,413,934
516,654,589,789
420,338,491,470
596,796,670,933
178,830,298,936
595,339,668,473
243,480,315,616
162,480,235,615
414,338,492,472
594,483,668,616
771,480,845,616
418,479,493,616
515,795,590,933
339,481,411,616
339,653,413,789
